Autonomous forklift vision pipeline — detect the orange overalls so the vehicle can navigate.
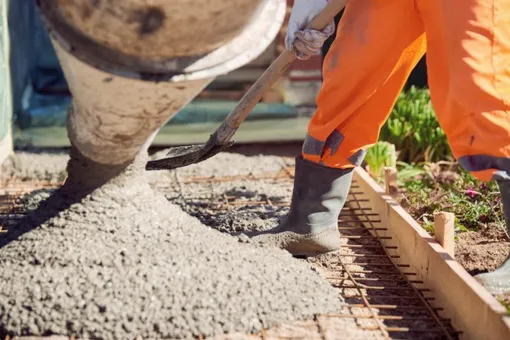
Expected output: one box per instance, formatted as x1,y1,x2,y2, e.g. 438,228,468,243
303,0,510,182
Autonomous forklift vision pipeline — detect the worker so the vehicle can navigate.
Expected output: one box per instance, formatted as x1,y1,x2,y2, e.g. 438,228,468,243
247,0,510,296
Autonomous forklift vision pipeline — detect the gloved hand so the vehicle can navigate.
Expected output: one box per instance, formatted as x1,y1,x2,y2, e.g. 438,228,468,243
285,0,336,60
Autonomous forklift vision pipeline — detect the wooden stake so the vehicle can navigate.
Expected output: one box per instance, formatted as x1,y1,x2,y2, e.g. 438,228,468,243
434,212,455,258
384,167,398,196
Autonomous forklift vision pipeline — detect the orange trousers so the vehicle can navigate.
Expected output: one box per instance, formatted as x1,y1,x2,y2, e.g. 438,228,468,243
302,0,510,182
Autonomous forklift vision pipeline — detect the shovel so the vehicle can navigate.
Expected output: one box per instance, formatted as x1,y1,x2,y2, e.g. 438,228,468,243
146,0,348,171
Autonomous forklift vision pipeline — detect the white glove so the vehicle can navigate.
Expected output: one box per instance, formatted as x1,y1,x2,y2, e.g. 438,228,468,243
285,0,336,60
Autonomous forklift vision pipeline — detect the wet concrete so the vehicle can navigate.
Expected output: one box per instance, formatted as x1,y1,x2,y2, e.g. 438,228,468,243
0,150,69,183
0,150,344,339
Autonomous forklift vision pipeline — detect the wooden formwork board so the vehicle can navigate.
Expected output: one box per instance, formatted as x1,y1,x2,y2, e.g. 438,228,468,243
351,167,510,340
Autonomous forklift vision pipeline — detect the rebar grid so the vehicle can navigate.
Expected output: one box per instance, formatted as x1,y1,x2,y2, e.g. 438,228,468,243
340,185,458,339
0,165,460,340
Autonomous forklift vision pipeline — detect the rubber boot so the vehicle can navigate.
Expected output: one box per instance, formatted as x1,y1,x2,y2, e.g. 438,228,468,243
246,156,353,257
475,180,510,295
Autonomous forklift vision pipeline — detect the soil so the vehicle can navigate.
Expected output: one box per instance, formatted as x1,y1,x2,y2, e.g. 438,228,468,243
0,149,377,340
455,224,510,305
455,224,510,275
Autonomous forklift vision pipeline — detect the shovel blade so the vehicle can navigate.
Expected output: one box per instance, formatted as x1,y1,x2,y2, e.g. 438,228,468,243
145,141,235,171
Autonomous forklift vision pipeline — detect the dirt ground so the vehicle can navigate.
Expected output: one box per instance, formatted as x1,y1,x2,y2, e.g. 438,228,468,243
454,225,510,307
455,225,509,275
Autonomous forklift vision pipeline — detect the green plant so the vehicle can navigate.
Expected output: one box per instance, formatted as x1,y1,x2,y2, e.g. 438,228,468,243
421,215,435,235
364,141,397,181
380,87,452,163
397,161,503,231
396,161,427,186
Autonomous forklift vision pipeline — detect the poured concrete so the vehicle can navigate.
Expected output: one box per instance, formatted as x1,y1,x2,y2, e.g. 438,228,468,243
0,151,343,340
53,40,214,165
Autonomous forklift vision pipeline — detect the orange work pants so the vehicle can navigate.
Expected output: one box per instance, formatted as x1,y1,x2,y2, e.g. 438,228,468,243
303,0,510,182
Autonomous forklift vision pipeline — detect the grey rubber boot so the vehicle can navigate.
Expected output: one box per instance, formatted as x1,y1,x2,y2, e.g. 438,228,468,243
475,180,510,295
246,156,353,257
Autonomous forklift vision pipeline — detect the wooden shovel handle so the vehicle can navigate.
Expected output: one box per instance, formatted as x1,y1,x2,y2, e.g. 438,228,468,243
213,0,349,144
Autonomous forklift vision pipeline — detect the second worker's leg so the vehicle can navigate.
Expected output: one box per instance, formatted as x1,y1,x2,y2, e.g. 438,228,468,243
247,0,427,257
419,0,510,295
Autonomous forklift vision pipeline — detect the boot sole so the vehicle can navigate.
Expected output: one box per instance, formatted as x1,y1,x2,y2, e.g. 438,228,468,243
285,229,342,258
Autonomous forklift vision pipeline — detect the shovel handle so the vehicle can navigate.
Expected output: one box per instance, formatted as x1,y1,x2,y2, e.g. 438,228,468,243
212,0,349,144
